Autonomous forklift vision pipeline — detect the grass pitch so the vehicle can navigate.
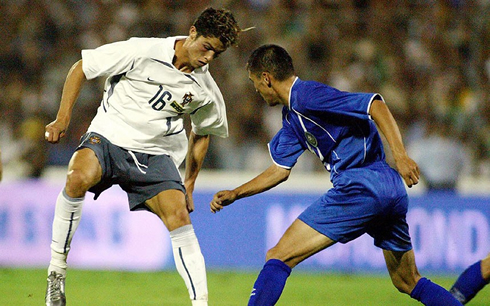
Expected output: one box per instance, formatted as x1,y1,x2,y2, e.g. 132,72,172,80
2,268,489,305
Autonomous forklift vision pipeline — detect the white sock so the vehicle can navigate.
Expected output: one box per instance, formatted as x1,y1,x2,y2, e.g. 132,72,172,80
48,190,84,277
170,224,208,305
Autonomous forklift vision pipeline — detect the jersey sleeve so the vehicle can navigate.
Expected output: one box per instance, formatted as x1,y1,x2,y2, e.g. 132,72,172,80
268,127,305,169
190,100,228,137
81,37,149,80
190,72,228,137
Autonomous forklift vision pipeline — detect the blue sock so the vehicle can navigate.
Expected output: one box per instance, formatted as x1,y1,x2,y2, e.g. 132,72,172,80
410,277,463,305
248,259,292,306
450,261,489,304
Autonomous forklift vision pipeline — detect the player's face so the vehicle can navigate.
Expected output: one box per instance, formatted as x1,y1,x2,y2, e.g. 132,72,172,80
186,27,226,69
248,71,281,107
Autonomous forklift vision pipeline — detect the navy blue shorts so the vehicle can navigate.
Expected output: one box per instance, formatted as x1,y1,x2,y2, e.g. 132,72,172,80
76,132,185,211
298,161,412,252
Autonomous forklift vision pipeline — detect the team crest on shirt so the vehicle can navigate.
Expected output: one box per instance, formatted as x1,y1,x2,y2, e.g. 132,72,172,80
305,131,318,147
170,92,194,113
182,92,193,105
89,135,101,145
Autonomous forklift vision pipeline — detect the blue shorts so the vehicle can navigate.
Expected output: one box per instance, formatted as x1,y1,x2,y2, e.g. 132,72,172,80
298,161,412,252
76,132,185,211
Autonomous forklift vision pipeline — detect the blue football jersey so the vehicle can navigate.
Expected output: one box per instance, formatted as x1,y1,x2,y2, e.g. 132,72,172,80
268,78,386,180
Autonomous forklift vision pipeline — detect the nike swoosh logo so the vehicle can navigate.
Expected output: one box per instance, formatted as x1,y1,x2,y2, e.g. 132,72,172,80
147,77,154,82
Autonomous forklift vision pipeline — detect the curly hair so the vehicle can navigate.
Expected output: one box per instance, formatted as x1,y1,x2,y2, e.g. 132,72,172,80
192,7,241,48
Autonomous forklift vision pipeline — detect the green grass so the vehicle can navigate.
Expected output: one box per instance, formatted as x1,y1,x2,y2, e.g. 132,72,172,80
1,268,489,305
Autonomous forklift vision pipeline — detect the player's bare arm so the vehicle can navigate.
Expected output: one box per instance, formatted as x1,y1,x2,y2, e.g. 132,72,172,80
369,99,420,187
184,131,210,213
210,164,290,213
45,59,87,144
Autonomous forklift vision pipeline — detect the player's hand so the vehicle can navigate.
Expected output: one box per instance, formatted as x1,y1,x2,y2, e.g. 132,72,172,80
45,120,68,144
210,190,237,213
395,154,420,188
186,193,195,213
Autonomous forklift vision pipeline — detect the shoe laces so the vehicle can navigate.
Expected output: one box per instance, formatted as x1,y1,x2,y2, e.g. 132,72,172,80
46,273,64,301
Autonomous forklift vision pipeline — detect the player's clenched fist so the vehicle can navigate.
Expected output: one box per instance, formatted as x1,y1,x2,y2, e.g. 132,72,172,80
45,120,68,144
210,190,238,213
394,154,420,188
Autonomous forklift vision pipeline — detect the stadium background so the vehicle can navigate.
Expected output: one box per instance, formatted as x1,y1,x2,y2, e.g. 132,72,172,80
0,0,489,304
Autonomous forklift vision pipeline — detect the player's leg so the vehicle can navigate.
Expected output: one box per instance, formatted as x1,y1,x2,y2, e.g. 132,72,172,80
49,148,102,274
46,148,102,305
483,253,490,280
450,252,490,304
248,219,335,306
145,190,208,306
383,249,463,305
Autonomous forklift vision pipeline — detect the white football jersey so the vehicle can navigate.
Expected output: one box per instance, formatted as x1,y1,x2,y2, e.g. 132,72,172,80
81,36,228,167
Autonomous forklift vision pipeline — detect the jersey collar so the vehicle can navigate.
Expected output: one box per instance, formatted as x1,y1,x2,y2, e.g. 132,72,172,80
288,77,300,109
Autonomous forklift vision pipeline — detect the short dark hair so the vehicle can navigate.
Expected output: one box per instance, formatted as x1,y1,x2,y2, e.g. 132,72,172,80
247,45,295,81
193,7,241,48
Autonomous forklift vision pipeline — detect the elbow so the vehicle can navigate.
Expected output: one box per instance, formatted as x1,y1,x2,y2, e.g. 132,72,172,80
276,166,291,183
266,164,291,186
281,171,290,183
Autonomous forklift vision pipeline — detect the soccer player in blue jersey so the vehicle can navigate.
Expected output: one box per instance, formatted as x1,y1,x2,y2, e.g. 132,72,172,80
450,252,490,304
210,44,463,305
44,7,242,306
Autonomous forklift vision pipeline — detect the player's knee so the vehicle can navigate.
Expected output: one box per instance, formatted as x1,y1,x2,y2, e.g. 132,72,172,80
265,246,282,261
392,279,410,294
168,210,190,225
265,247,295,267
390,274,419,294
65,169,93,197
161,207,191,231
481,255,490,280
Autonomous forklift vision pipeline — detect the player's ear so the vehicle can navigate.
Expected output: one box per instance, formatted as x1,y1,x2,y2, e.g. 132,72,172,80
262,72,272,88
189,26,197,39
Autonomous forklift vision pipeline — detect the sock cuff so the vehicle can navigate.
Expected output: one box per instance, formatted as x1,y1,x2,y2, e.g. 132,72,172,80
62,189,85,203
170,224,198,248
265,259,292,276
410,277,429,299
473,260,489,284
466,260,488,287
170,224,194,237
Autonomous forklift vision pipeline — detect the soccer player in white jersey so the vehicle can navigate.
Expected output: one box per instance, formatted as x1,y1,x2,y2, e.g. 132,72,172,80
44,7,242,306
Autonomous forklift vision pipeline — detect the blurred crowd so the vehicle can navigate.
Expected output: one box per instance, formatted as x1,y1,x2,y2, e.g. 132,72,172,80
0,0,489,185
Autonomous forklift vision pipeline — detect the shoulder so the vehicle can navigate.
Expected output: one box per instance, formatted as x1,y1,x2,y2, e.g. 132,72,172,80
102,37,167,49
126,37,172,52
119,36,179,51
125,36,179,62
193,67,220,91
293,79,340,98
87,37,171,56
291,79,336,110
127,36,172,44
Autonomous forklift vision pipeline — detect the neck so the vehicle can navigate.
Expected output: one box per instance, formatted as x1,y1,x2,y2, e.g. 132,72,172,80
173,39,193,72
276,76,296,107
